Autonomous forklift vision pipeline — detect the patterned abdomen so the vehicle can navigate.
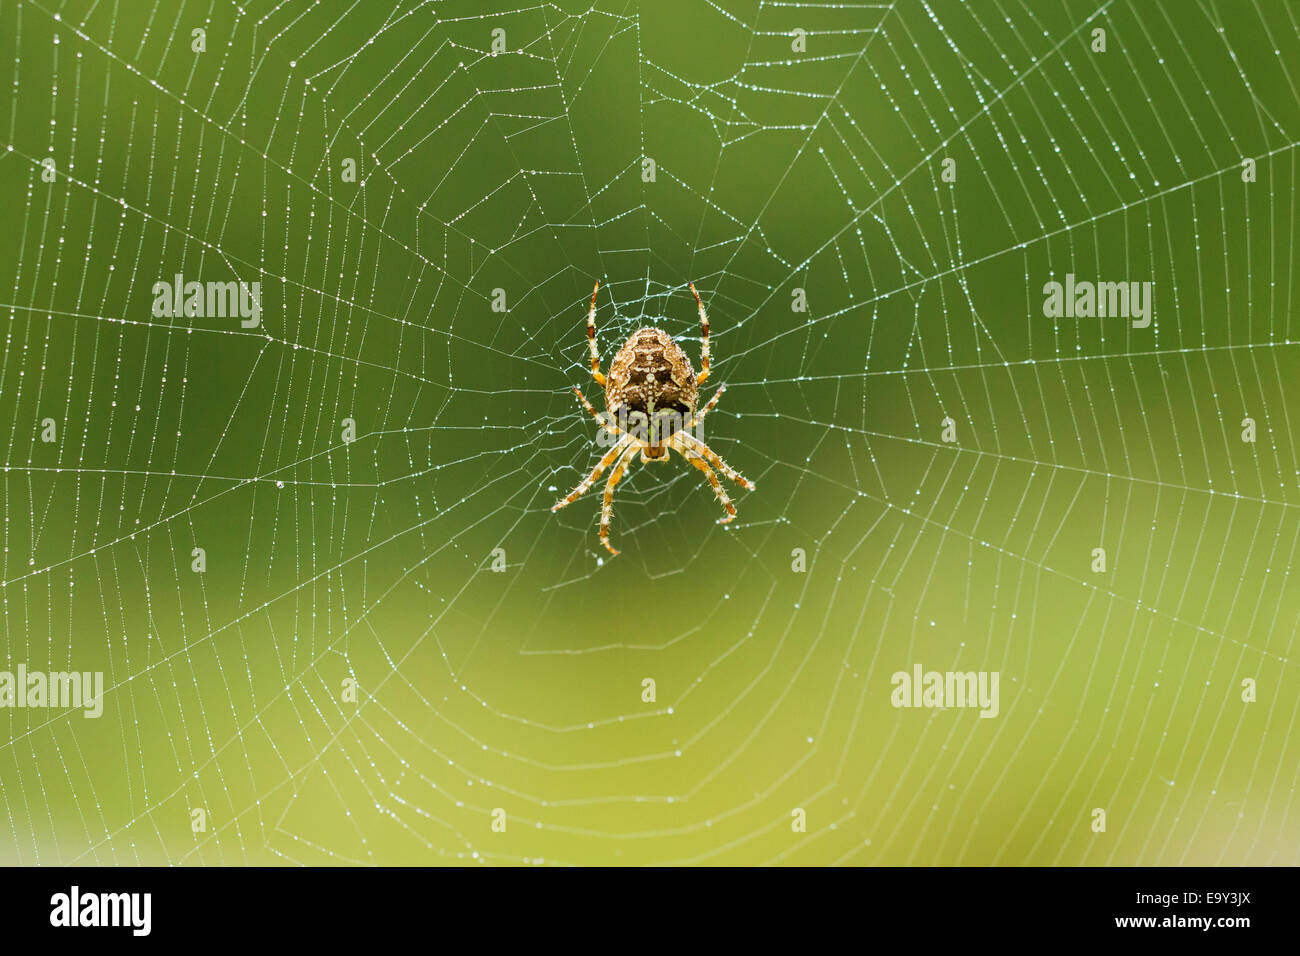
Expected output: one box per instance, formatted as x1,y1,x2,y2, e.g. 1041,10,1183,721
604,327,699,421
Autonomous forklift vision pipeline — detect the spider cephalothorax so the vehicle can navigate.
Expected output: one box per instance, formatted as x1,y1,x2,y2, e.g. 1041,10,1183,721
552,281,755,555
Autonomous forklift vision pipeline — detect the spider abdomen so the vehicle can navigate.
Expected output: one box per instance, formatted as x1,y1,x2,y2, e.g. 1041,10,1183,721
605,327,699,421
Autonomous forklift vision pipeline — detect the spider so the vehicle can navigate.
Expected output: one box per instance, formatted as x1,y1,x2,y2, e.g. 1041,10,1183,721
552,281,755,556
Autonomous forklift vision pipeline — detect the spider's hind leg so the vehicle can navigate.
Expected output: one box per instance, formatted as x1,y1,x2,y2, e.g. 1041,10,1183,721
586,282,606,386
685,383,725,431
688,282,710,385
574,386,619,437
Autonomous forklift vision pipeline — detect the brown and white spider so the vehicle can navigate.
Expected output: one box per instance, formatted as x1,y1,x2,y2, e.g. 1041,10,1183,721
552,281,755,556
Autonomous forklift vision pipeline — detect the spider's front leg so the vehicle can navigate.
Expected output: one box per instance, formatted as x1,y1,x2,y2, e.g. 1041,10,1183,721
553,434,633,512
599,441,639,556
680,448,737,524
677,431,755,492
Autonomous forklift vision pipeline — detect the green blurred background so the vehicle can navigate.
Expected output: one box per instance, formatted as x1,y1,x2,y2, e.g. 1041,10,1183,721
1,0,1297,865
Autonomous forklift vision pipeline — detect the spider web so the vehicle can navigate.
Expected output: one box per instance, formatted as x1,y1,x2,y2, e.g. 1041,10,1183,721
2,0,1298,866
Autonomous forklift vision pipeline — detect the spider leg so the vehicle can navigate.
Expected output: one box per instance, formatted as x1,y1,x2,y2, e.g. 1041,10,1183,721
676,431,755,492
688,282,710,385
599,440,640,556
675,442,736,524
574,386,620,436
553,434,633,512
685,382,726,431
586,281,607,386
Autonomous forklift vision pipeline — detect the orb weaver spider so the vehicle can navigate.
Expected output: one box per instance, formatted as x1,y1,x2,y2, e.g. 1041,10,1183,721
552,281,755,556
